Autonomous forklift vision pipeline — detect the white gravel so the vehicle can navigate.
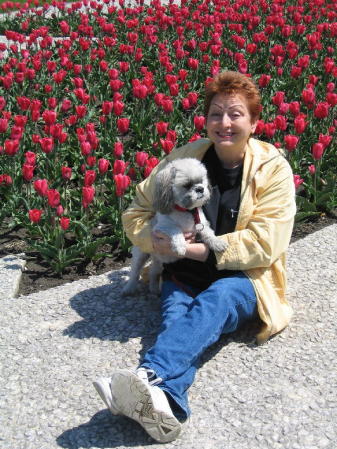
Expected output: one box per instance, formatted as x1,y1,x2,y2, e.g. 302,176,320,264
0,224,336,449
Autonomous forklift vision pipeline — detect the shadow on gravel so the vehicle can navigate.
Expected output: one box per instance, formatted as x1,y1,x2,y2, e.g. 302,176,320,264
63,270,163,355
63,268,259,359
57,409,154,448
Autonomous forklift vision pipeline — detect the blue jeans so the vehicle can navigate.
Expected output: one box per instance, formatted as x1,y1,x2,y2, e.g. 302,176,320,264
141,272,257,420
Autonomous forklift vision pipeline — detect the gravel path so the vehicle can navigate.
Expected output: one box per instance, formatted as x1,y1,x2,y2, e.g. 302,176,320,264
0,224,336,449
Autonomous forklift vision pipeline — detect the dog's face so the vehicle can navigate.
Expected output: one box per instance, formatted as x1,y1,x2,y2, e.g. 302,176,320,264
172,160,210,209
153,158,211,214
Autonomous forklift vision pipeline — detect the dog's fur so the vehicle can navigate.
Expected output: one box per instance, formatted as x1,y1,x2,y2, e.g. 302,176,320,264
122,158,227,296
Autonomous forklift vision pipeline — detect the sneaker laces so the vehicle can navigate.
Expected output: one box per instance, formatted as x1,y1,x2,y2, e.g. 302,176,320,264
136,367,163,386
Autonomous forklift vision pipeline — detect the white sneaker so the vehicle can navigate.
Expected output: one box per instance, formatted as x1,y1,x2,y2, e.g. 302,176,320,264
112,369,182,443
93,376,120,415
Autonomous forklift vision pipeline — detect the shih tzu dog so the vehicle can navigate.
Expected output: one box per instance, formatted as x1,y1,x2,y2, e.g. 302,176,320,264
122,158,227,296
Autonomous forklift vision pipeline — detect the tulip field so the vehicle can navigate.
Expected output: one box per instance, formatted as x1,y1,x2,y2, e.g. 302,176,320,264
0,0,336,273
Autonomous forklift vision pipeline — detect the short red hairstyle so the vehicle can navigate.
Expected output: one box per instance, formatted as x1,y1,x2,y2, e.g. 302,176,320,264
204,71,261,122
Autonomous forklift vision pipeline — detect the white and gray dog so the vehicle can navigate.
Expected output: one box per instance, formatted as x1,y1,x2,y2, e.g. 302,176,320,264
122,157,227,296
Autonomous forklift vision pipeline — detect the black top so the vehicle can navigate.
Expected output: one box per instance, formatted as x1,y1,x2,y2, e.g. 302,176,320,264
162,146,243,290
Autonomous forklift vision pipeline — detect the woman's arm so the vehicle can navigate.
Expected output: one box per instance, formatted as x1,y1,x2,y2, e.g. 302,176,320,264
152,230,210,262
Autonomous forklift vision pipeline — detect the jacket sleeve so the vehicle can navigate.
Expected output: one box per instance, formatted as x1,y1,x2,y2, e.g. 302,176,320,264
121,159,167,254
215,159,296,270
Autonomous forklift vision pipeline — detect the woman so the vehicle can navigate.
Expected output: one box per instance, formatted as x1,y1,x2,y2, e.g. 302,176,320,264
93,71,296,443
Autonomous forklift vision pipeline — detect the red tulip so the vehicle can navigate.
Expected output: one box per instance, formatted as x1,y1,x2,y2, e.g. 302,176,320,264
274,115,287,131
187,58,199,70
75,105,87,118
189,133,202,142
34,179,48,196
301,87,315,105
187,92,198,106
102,101,113,115
326,82,335,92
4,139,19,156
135,151,149,167
56,205,64,217
114,173,131,196
25,151,36,165
60,217,70,230
289,101,301,116
258,74,271,88
160,138,175,154
308,164,316,175
119,61,130,72
113,159,127,175
251,120,263,135
314,102,330,119
161,98,174,113
181,98,190,110
17,96,30,111
294,114,307,134
82,186,95,208
290,66,302,79
0,118,8,132
47,189,61,208
298,55,310,68
156,121,169,136
166,130,177,143
61,99,72,112
117,118,129,134
264,123,276,138
84,170,96,186
47,97,57,109
39,137,54,154
326,92,337,106
22,163,34,181
86,156,96,167
80,141,92,156
144,157,159,177
193,115,206,131
29,209,43,223
110,79,124,91
133,84,148,99
293,175,304,189
0,174,12,185
98,158,109,174
113,100,124,116
318,134,332,149
284,135,299,152
272,91,285,106
113,141,124,157
278,102,289,115
312,142,324,160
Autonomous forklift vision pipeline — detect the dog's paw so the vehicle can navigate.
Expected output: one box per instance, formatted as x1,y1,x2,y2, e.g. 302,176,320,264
209,238,228,252
149,281,161,297
121,281,138,296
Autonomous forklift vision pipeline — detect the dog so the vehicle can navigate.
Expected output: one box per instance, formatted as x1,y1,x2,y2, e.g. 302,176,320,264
122,158,227,296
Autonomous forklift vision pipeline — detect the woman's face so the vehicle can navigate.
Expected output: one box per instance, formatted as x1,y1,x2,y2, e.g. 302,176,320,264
206,93,257,156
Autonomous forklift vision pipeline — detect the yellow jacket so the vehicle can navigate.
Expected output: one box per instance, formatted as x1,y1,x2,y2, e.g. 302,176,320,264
122,137,296,344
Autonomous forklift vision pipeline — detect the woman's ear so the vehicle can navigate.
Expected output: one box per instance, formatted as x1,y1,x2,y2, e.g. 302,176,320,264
152,164,175,214
251,119,258,134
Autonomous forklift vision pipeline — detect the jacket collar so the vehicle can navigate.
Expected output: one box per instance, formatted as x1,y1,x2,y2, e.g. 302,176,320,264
167,137,284,184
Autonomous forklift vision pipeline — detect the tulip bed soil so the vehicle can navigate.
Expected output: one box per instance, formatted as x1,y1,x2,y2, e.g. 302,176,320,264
0,214,336,297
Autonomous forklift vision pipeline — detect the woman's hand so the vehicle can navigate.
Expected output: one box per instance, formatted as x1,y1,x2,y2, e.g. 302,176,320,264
151,230,194,257
151,230,210,262
151,230,174,256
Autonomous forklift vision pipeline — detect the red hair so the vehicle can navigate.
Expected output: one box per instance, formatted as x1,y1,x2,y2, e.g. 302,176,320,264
204,71,261,122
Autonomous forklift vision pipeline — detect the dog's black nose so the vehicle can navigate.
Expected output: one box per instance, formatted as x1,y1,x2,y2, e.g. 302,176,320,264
195,186,204,194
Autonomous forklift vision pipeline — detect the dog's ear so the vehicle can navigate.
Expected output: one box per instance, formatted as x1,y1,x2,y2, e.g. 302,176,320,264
153,164,176,214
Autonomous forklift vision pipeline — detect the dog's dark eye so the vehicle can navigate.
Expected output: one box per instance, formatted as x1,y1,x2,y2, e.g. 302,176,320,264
183,182,193,190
